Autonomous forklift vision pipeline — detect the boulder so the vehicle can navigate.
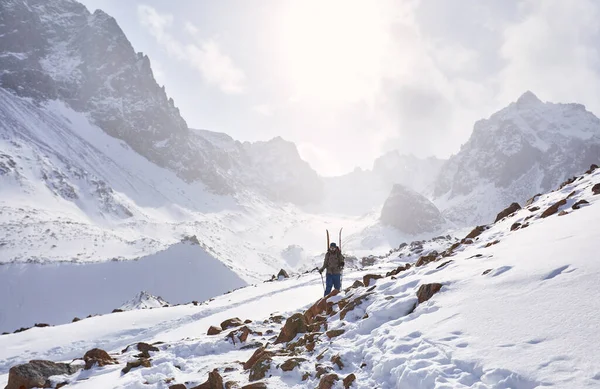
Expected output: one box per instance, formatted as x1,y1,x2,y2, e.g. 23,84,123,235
243,347,273,370
348,280,364,289
207,326,222,335
136,342,159,358
6,360,81,389
494,202,521,223
541,199,567,218
249,355,272,381
510,222,521,231
416,251,439,267
343,373,357,389
122,358,151,374
326,329,345,339
586,164,598,174
572,199,589,210
275,313,308,344
191,369,224,389
241,383,267,389
221,317,244,330
417,283,443,304
318,373,339,389
83,348,117,370
304,290,339,325
169,385,187,389
362,274,383,287
331,355,344,370
592,183,600,195
280,357,306,372
380,184,446,234
464,225,486,240
277,269,289,279
340,293,373,320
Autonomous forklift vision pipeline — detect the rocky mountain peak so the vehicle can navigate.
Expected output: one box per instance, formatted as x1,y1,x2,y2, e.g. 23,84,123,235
515,90,542,108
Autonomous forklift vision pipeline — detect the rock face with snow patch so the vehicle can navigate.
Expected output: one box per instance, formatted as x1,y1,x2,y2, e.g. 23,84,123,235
433,91,600,225
380,184,446,235
0,0,321,204
119,291,170,311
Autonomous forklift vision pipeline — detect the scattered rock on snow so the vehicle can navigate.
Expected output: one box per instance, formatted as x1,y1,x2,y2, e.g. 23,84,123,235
572,199,589,209
207,325,222,335
362,274,383,286
526,193,542,206
275,313,308,344
243,347,274,370
83,348,117,370
136,342,159,358
586,164,598,174
417,283,443,304
280,357,307,372
121,358,151,374
191,369,224,389
318,373,339,389
339,293,373,320
494,202,521,223
249,355,272,382
221,317,244,330
510,222,522,231
592,183,600,195
343,373,357,388
541,199,567,218
169,385,187,389
416,251,439,267
241,383,267,389
5,360,82,389
331,354,344,370
326,329,345,339
464,225,486,240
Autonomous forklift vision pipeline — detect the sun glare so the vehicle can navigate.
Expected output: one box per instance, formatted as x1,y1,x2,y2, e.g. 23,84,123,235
278,0,391,105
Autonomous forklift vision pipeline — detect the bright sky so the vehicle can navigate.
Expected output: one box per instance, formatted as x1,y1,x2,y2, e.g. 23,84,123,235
79,0,600,176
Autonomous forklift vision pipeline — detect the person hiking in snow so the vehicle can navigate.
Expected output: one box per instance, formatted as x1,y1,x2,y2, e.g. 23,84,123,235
319,242,344,296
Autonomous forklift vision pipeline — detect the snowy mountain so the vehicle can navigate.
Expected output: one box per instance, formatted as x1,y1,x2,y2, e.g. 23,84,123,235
119,291,170,311
312,153,445,216
0,0,321,205
380,184,447,235
1,165,598,388
433,91,600,225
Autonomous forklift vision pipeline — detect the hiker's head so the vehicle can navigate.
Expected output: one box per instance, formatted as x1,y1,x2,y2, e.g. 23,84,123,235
329,242,337,251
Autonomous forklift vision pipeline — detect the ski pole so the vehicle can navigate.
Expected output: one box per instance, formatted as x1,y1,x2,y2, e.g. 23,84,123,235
320,272,325,293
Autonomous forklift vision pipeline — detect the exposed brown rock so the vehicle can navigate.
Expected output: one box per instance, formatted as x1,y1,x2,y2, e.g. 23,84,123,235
326,329,345,339
241,383,267,389
269,315,286,324
72,317,81,322
122,358,151,374
464,225,486,240
386,264,409,277
541,199,567,218
191,369,224,389
136,342,159,358
275,313,308,344
331,354,344,370
485,240,500,248
249,355,272,381
416,251,439,267
280,357,306,372
436,260,452,269
225,381,240,389
304,290,338,325
362,274,383,287
585,164,599,174
207,326,222,335
417,283,443,304
572,199,589,209
526,194,542,206
318,373,339,389
243,347,274,370
510,222,521,231
349,280,364,289
343,373,357,389
528,206,540,212
169,384,187,389
5,360,81,389
83,348,117,370
558,210,568,216
495,202,521,223
34,323,50,328
592,183,600,195
339,293,373,320
221,318,244,330
559,176,577,190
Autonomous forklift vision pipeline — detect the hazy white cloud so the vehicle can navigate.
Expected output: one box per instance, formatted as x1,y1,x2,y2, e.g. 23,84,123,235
137,4,245,94
252,104,274,117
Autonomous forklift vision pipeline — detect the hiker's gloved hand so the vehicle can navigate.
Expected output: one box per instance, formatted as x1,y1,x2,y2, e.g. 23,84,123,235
319,268,323,274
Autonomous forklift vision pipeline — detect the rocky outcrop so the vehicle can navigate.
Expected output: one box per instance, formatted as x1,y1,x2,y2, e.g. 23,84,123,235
380,184,446,234
362,274,383,287
5,360,81,389
495,203,521,223
318,373,339,389
275,313,308,344
541,199,567,218
343,374,357,388
592,183,600,195
207,326,223,335
277,269,289,279
417,283,443,304
83,348,117,370
221,318,244,330
192,369,224,389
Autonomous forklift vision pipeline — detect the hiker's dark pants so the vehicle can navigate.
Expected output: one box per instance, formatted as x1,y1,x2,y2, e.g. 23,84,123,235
325,273,342,296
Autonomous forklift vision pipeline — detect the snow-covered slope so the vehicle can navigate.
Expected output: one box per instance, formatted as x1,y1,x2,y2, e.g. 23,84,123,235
1,166,598,388
433,91,600,226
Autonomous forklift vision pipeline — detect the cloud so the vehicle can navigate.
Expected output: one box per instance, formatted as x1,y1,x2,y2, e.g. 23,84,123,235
252,104,274,117
137,5,245,94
